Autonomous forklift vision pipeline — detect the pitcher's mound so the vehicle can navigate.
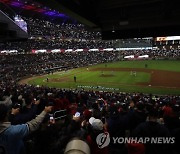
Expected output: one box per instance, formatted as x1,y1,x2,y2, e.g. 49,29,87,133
100,74,114,77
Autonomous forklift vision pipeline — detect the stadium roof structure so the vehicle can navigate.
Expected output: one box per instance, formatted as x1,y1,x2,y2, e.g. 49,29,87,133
35,0,180,39
0,0,74,42
0,0,70,21
1,0,180,40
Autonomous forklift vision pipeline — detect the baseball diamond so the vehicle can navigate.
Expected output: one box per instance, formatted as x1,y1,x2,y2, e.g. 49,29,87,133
20,60,180,95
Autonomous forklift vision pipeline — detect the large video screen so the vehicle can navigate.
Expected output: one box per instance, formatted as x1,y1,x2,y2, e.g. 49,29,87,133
14,15,27,32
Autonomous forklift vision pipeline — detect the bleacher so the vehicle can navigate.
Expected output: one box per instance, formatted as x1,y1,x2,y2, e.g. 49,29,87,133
115,38,152,49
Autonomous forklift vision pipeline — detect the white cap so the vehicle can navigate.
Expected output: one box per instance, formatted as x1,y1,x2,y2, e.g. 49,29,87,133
18,95,22,100
91,119,103,130
89,117,95,125
47,93,53,96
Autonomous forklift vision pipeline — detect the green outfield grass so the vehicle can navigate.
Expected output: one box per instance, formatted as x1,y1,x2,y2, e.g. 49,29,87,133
28,60,180,95
93,60,180,72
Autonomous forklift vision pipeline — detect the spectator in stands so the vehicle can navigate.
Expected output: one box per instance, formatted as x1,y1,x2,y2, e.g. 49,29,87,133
131,108,174,154
107,105,128,154
128,102,147,133
0,93,12,107
9,99,40,125
163,104,180,132
0,103,53,154
87,117,109,154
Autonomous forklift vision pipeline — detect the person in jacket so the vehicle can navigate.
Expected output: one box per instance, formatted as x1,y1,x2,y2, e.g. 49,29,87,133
0,103,53,154
9,99,40,125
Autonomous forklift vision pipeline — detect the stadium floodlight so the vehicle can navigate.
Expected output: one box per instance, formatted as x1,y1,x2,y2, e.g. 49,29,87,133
89,49,99,51
103,48,114,51
35,50,47,53
65,49,73,52
51,49,60,53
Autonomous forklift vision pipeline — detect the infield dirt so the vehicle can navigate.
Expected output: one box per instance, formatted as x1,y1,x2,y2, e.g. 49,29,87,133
91,68,180,88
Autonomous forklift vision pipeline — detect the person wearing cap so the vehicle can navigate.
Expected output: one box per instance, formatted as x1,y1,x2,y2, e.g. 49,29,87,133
87,117,109,154
9,99,40,125
0,103,53,154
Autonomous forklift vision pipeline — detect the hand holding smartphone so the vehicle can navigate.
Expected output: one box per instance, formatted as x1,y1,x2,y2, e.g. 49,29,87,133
48,115,55,126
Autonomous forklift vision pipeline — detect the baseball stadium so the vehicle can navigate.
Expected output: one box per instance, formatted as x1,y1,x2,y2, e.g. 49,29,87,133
0,1,180,154
21,60,180,95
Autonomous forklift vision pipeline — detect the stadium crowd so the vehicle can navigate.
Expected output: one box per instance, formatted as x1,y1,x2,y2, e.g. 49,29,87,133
24,17,101,40
120,49,180,59
0,51,120,84
0,39,113,51
0,82,180,154
0,16,113,51
0,49,180,154
0,16,180,154
0,16,179,59
1,48,179,86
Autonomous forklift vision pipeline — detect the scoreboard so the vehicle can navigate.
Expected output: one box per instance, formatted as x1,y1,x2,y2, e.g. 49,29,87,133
153,36,180,49
156,36,180,41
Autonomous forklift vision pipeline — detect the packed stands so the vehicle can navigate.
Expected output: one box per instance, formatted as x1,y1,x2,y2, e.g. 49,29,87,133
0,82,180,154
0,13,180,154
0,16,112,51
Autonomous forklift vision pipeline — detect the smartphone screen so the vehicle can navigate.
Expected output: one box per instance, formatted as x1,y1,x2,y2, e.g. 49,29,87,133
50,116,54,120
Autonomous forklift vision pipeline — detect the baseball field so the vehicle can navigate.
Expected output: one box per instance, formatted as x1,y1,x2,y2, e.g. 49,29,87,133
21,60,180,95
